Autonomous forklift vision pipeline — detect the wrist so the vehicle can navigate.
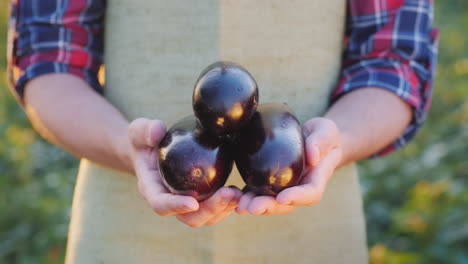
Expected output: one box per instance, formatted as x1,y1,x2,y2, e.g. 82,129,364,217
336,129,353,168
322,116,353,168
108,124,136,174
119,133,136,174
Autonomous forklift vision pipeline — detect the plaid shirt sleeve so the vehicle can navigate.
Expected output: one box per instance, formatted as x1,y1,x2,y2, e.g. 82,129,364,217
8,0,437,156
7,0,105,102
331,0,439,156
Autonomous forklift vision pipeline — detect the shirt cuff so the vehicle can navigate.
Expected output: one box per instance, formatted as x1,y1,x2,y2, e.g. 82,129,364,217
331,58,433,157
9,60,103,104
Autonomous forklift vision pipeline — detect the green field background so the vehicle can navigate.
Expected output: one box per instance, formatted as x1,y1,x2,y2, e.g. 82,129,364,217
1,1,467,263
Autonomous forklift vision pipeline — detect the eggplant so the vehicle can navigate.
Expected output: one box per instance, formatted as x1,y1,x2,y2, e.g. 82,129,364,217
158,116,234,201
193,61,259,136
235,103,305,196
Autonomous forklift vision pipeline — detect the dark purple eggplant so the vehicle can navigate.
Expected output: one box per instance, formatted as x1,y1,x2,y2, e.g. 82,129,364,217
158,116,234,201
235,103,305,196
193,61,259,136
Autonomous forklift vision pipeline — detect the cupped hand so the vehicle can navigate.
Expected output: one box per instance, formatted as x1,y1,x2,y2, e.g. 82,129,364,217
236,117,343,215
128,118,242,227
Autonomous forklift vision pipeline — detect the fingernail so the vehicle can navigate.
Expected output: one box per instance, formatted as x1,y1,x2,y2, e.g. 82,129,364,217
183,204,195,211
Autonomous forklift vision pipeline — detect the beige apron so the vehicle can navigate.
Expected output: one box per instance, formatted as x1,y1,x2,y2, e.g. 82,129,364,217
65,1,368,263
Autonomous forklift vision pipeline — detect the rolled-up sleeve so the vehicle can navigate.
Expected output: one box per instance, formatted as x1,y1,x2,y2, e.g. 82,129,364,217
331,0,439,156
7,0,106,102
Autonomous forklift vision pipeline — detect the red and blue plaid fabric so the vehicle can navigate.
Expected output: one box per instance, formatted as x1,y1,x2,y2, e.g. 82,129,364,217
7,0,438,156
333,0,438,155
8,0,106,97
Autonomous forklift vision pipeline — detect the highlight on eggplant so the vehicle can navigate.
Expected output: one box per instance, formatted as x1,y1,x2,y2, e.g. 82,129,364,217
235,103,305,196
193,61,259,136
158,116,234,201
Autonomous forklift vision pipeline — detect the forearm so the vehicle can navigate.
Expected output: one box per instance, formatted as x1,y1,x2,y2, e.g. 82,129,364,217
24,73,133,173
325,87,412,166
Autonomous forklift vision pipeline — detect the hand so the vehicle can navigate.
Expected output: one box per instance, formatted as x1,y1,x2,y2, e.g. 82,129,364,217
236,117,343,215
128,118,242,227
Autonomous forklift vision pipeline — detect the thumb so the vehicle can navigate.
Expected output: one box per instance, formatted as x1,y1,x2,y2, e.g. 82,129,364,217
302,118,340,166
129,118,167,148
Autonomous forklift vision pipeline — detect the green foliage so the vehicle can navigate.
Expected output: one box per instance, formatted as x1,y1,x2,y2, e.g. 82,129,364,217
0,1,467,263
0,2,78,264
364,1,468,263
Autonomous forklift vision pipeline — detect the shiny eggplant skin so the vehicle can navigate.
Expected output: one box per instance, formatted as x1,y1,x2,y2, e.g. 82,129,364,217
193,61,259,136
235,103,305,196
158,116,234,201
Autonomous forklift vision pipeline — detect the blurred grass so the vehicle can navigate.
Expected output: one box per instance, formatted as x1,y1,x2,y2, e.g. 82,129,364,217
0,1,77,264
362,1,468,263
0,1,467,264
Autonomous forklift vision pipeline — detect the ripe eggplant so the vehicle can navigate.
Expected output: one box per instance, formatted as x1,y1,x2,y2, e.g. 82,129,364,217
193,61,259,136
158,116,234,201
235,103,305,196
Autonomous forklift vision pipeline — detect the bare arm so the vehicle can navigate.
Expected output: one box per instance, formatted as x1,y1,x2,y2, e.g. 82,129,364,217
23,73,242,227
236,0,436,215
326,87,412,167
24,73,133,173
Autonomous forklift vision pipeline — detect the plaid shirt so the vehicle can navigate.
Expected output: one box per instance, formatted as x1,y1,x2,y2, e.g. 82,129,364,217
7,0,438,156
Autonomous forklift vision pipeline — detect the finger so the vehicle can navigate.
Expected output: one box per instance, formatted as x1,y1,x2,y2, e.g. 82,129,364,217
236,191,256,215
129,118,166,148
205,202,238,225
247,196,297,215
262,203,296,215
276,184,322,207
305,142,321,167
135,158,199,216
248,196,275,215
205,187,243,223
229,185,244,200
276,148,342,206
149,192,200,216
176,187,237,227
302,118,340,166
